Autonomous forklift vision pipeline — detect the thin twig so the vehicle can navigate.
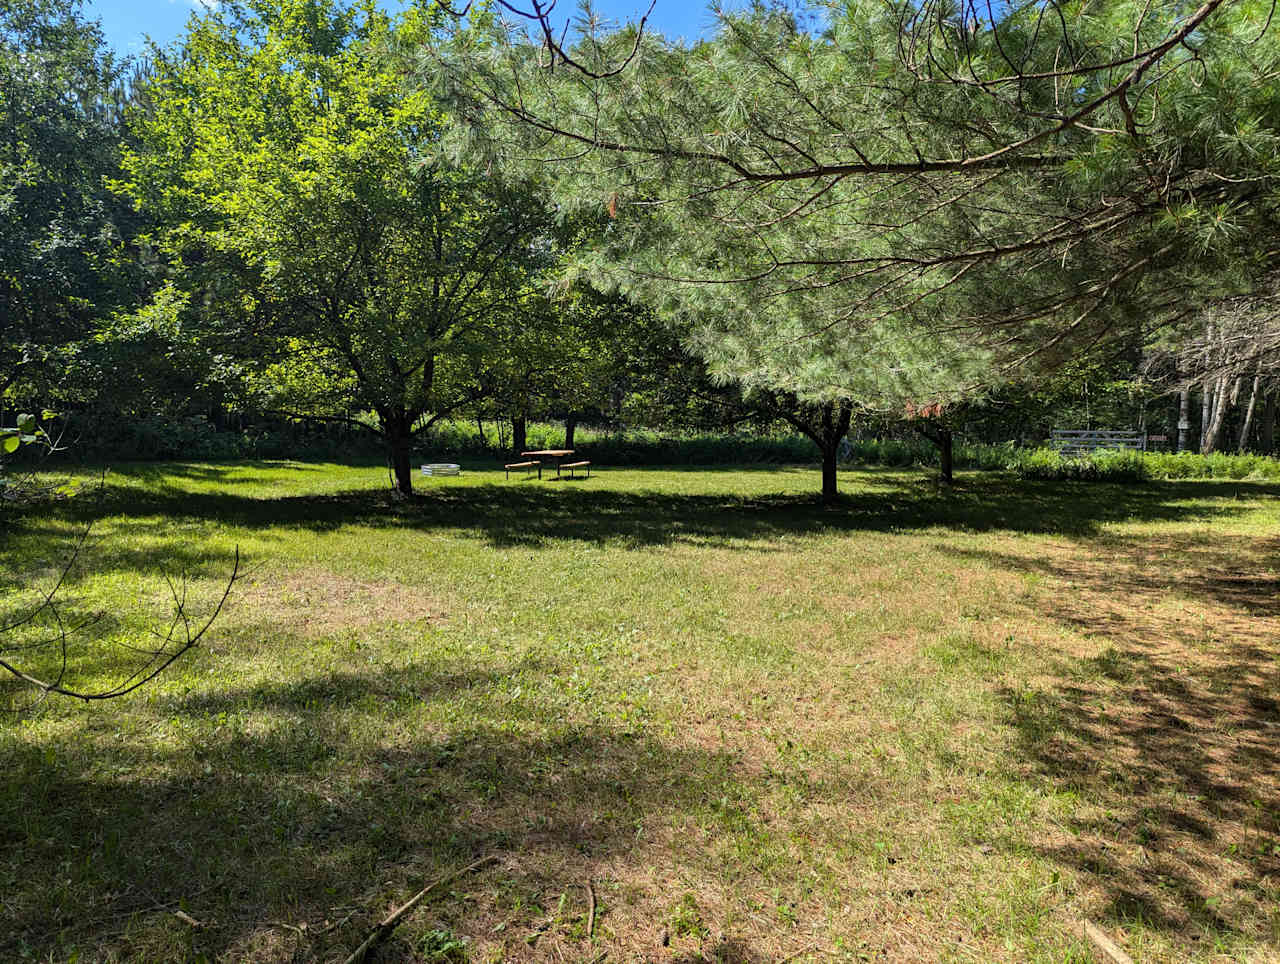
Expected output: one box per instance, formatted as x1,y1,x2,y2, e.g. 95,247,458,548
584,878,596,942
343,855,498,964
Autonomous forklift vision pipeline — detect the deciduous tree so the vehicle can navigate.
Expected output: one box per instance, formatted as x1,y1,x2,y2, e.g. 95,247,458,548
121,0,555,494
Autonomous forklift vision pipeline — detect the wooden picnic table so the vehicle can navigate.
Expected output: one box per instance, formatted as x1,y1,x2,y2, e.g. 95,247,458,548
521,449,577,477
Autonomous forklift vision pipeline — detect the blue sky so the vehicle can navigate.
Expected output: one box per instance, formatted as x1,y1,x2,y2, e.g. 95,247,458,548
84,1,733,56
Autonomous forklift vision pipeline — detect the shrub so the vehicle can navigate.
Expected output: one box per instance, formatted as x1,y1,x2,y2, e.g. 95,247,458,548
1143,450,1280,481
1010,447,1149,482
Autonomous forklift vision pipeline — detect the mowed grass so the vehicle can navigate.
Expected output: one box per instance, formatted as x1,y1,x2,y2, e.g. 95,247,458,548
1,461,1278,963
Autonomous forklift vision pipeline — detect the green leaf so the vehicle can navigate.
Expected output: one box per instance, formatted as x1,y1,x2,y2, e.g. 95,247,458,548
2,435,20,454
16,413,35,433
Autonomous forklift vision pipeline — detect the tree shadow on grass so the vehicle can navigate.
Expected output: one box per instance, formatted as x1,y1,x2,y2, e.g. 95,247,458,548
18,475,1280,553
0,660,748,961
118,460,348,483
959,535,1280,950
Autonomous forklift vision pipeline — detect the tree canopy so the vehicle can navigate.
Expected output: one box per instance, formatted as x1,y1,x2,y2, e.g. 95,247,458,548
0,0,143,399
121,0,558,493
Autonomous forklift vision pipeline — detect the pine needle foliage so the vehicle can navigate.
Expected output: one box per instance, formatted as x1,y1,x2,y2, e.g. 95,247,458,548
417,0,1280,410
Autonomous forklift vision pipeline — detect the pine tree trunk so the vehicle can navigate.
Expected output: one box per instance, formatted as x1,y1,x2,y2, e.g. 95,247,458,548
1238,374,1261,453
1260,389,1277,454
938,427,954,485
512,415,527,454
564,417,577,449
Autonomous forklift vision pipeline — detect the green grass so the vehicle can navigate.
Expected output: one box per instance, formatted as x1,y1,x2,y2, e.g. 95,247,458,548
2,460,1278,962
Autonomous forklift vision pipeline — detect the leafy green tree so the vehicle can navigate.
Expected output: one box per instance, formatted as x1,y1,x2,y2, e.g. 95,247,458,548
0,0,143,401
120,0,554,493
477,281,660,450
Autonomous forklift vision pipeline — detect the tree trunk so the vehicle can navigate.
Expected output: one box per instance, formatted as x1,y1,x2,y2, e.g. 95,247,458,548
819,400,854,505
1177,387,1191,452
821,444,839,504
564,416,577,449
912,421,955,484
1238,374,1261,453
1202,375,1230,454
511,415,527,454
1200,378,1213,452
781,397,852,505
386,416,414,497
1260,389,1277,454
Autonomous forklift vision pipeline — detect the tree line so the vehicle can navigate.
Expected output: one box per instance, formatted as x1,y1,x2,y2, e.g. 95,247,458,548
4,0,1280,502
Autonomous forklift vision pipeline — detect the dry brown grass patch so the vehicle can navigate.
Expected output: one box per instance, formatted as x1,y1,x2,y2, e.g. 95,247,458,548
229,566,445,637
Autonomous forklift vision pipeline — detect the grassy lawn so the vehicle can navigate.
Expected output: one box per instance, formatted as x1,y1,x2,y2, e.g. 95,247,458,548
1,461,1277,963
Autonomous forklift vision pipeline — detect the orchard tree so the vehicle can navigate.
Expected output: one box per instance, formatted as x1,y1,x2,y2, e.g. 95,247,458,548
121,0,555,494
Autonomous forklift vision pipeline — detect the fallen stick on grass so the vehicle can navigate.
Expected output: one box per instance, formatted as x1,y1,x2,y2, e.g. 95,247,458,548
1081,919,1134,964
343,855,498,964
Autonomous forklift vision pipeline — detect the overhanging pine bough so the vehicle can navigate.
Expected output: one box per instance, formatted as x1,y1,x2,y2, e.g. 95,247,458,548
422,0,1280,415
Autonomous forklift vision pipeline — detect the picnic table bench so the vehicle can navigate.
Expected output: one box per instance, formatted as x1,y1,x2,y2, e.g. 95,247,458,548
505,460,541,479
505,449,594,480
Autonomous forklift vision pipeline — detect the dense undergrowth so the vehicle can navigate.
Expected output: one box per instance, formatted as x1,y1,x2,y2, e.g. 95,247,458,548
43,413,1280,481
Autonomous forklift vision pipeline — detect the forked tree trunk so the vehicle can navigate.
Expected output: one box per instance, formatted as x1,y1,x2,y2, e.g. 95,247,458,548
777,398,853,505
788,399,852,506
913,421,954,484
1202,375,1230,454
564,417,577,449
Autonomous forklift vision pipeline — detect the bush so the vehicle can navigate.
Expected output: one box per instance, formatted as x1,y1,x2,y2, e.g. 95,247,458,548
417,421,818,464
1009,447,1149,482
49,412,387,463
1142,450,1280,481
